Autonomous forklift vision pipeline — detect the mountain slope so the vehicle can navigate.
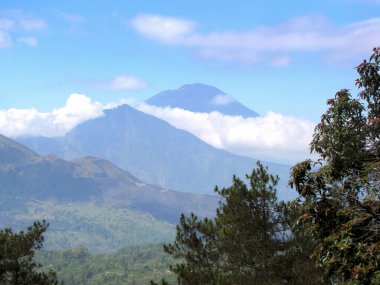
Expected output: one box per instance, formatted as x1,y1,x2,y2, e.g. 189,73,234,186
1,134,217,221
11,200,175,252
0,133,39,171
146,83,259,117
0,134,219,251
18,104,293,200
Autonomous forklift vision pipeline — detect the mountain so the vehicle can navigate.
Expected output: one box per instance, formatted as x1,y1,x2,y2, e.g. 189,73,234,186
146,83,259,117
0,134,219,251
0,134,217,220
17,104,294,200
0,133,39,170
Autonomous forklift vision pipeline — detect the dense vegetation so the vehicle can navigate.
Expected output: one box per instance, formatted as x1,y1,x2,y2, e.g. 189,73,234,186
290,47,380,284
1,201,175,252
153,162,322,285
36,245,176,285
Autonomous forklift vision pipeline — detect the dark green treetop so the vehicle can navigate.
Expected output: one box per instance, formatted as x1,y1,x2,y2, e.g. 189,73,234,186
155,162,321,285
0,220,62,285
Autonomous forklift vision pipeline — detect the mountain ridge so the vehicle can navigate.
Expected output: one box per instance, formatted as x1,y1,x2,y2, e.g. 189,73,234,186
0,134,222,251
17,104,293,200
146,83,259,117
1,133,218,221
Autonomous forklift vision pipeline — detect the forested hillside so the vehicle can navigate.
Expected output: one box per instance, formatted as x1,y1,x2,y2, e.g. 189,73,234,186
37,245,176,285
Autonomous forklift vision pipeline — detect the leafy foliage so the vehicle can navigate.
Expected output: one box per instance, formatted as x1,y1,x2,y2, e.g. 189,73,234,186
0,220,62,285
159,162,321,285
290,47,380,284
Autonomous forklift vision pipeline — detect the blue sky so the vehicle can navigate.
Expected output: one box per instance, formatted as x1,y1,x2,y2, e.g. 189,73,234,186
0,0,379,163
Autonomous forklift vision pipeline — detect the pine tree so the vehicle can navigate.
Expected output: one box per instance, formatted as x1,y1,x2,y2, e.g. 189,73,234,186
0,220,62,285
159,162,321,285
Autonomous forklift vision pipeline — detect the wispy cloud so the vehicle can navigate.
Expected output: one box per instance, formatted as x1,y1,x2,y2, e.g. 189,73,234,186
19,18,46,31
91,75,148,91
130,14,380,65
347,0,380,4
137,104,315,163
0,30,12,48
0,10,47,31
56,11,87,34
0,18,15,30
17,36,37,47
210,94,235,106
108,75,148,90
0,9,46,48
130,14,195,44
57,11,86,24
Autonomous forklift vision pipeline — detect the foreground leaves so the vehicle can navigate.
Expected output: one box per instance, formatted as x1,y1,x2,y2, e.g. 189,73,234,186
290,47,380,285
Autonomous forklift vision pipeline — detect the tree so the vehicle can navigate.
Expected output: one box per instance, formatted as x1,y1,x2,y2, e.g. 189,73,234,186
0,220,62,285
290,47,380,284
157,162,321,285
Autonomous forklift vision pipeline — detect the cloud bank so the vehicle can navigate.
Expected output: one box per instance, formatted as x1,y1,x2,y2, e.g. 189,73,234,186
0,94,315,164
137,104,315,163
130,14,380,65
0,94,103,138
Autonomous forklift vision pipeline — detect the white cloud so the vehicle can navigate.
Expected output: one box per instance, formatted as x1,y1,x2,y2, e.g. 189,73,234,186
17,36,37,47
0,10,46,31
56,11,87,34
0,18,15,30
19,18,46,31
0,10,46,49
82,74,149,91
131,14,380,65
0,94,104,138
0,30,12,48
90,75,148,91
108,75,148,91
130,14,195,43
57,11,86,24
0,94,315,164
137,104,315,164
271,56,291,67
211,94,235,105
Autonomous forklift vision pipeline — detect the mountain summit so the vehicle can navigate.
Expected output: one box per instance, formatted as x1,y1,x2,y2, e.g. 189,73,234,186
18,104,291,199
146,83,259,117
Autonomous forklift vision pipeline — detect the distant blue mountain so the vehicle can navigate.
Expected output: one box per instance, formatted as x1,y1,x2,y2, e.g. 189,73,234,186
0,134,222,251
0,133,217,222
18,104,294,200
146,83,259,118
